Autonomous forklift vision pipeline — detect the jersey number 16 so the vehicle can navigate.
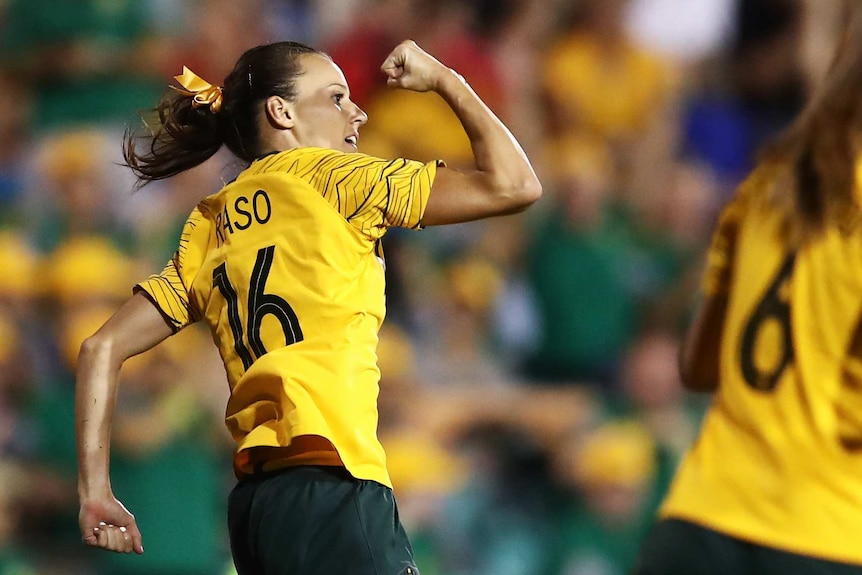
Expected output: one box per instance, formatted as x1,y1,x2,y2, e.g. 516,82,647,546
213,245,304,370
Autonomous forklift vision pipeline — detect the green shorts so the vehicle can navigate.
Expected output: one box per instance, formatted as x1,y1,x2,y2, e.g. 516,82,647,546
227,465,419,575
634,518,862,575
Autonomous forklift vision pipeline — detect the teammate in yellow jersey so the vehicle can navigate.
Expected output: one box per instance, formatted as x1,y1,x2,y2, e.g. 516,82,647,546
74,40,541,574
635,5,862,575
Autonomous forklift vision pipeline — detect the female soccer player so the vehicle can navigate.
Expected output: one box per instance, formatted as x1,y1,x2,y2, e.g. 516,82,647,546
75,40,541,574
635,5,862,575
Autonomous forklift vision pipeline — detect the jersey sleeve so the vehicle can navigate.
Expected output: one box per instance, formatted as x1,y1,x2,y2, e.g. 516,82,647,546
288,151,438,239
701,170,759,298
134,207,210,332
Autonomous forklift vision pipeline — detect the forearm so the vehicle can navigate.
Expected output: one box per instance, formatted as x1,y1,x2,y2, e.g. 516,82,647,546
435,71,539,192
75,294,172,498
381,40,541,224
75,294,171,554
76,335,122,499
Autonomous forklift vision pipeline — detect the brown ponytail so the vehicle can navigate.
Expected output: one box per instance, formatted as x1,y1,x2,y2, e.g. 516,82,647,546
124,41,325,186
762,2,862,230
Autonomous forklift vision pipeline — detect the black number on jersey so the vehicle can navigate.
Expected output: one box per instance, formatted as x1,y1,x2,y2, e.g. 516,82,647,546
212,245,304,370
739,253,796,392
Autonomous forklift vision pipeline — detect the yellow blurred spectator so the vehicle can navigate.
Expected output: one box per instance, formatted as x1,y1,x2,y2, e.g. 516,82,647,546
546,133,614,183
543,133,617,214
44,235,137,305
360,91,473,166
376,324,418,385
542,0,674,141
446,255,503,314
57,305,115,370
0,315,17,364
575,420,657,489
32,129,136,252
384,431,466,497
549,422,658,575
37,130,109,189
0,230,40,298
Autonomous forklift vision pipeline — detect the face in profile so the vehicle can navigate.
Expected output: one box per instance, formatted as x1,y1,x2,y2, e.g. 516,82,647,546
288,54,368,153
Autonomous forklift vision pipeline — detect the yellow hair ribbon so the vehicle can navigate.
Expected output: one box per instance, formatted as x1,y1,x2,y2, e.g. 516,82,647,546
171,66,223,114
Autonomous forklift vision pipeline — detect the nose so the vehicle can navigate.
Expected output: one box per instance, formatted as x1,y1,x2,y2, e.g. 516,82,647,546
352,103,368,125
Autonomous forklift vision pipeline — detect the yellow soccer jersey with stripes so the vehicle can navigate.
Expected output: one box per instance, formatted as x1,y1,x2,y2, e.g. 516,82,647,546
660,164,862,564
135,147,437,487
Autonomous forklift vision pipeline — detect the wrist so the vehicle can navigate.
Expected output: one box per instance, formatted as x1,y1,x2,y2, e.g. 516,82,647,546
78,477,112,501
435,68,466,94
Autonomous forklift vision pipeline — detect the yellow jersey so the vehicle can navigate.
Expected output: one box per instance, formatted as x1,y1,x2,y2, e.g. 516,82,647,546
135,147,437,487
660,165,862,564
542,33,671,139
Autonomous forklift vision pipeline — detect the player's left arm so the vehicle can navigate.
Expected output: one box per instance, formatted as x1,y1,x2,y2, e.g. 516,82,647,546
381,41,541,226
76,292,174,554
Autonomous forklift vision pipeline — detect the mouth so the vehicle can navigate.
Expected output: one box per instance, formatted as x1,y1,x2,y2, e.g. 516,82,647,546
344,135,358,148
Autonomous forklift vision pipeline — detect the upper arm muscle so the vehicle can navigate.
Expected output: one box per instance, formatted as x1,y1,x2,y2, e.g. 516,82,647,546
421,167,535,226
94,292,176,361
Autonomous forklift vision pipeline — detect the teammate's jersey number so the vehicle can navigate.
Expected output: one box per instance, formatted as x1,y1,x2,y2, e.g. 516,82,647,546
740,254,796,392
213,245,303,370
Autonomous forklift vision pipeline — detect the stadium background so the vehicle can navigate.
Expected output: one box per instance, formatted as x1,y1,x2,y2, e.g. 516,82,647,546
0,0,844,573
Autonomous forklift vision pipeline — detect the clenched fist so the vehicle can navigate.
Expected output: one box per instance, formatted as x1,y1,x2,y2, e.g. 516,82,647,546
79,495,144,555
380,40,455,93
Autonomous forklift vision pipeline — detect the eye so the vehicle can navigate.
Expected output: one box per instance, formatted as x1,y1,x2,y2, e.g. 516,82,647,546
333,93,344,108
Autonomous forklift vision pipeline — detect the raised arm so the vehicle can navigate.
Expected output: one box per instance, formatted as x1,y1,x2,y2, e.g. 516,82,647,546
76,292,174,555
380,40,542,226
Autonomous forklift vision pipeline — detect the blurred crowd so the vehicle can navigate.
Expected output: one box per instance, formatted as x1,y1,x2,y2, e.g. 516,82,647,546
0,0,847,573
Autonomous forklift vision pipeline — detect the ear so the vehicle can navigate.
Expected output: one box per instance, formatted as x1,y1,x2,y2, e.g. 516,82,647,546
264,96,294,129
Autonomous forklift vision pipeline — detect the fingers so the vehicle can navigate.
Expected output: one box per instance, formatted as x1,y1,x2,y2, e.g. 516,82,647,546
82,529,99,546
380,40,448,93
88,522,141,554
129,523,145,554
79,498,144,554
381,40,420,78
380,50,406,80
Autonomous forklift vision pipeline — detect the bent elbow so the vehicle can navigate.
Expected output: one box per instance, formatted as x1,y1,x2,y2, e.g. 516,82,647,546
521,176,543,206
78,332,118,369
504,176,542,212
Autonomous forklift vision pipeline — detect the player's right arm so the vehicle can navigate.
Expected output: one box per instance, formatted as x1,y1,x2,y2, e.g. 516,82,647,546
679,174,752,392
76,292,174,555
679,293,728,392
380,41,542,226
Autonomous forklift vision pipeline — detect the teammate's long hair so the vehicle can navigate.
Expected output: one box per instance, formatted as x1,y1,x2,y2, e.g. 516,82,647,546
762,3,862,231
124,41,323,186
